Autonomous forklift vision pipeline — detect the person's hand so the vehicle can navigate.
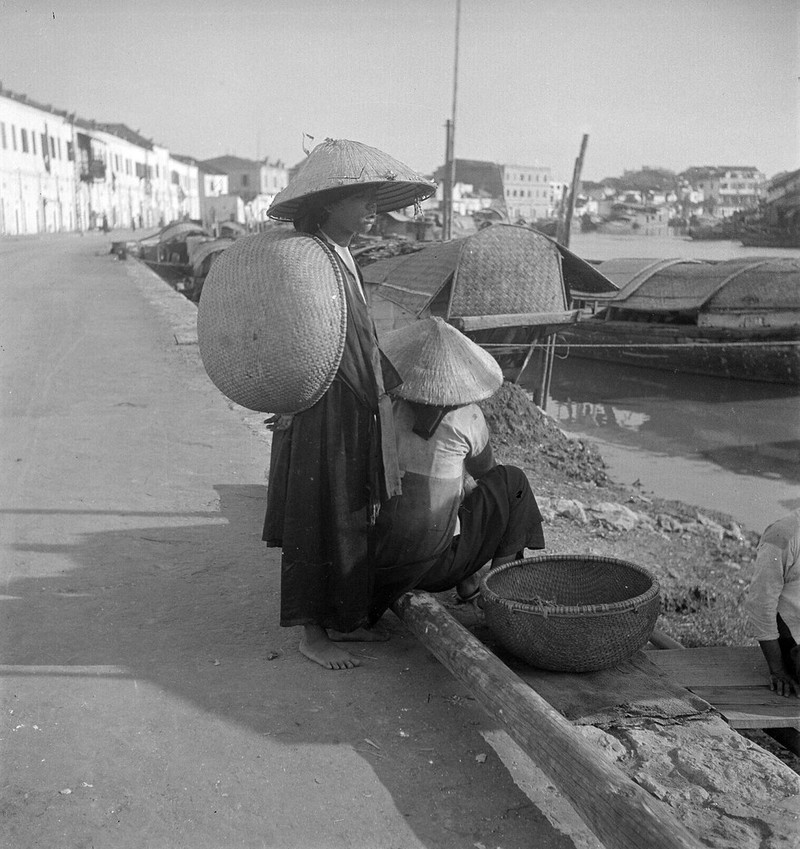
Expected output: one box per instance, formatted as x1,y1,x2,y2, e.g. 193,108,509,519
768,668,799,698
265,414,294,432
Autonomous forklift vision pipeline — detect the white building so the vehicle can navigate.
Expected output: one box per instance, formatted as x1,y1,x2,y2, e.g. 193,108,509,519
501,163,552,223
0,89,78,234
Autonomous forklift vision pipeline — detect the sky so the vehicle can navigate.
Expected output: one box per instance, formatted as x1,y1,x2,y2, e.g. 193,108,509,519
2,0,798,182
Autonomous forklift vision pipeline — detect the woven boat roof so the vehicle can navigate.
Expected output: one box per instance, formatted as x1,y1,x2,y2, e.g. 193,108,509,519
603,257,800,313
361,225,614,319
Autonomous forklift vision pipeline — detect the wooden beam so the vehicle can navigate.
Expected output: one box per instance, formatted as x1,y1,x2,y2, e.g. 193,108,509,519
392,591,703,849
449,310,579,331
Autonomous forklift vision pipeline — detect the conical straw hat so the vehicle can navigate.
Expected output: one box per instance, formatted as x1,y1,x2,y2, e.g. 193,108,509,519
381,317,503,406
268,138,436,221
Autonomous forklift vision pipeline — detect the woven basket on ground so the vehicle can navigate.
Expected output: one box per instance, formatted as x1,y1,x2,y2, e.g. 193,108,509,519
197,230,347,414
481,554,661,672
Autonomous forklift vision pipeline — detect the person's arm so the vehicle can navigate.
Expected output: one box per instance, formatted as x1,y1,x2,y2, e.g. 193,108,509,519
746,541,797,696
757,639,798,697
464,440,495,480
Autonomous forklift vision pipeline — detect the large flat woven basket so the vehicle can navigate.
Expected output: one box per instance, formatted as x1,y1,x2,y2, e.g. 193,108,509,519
481,554,660,672
197,230,347,413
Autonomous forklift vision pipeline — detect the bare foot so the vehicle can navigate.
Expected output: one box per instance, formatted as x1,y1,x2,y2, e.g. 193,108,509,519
299,625,362,670
328,624,390,642
456,566,487,601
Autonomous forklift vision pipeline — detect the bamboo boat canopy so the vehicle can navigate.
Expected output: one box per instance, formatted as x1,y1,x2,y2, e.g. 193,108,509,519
361,224,615,324
601,257,800,315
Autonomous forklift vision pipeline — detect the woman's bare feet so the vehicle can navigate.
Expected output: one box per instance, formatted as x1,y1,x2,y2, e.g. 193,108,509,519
299,625,362,670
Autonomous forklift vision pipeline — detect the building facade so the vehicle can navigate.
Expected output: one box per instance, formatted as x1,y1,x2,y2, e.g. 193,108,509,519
0,86,202,235
0,90,78,234
679,166,765,218
501,163,552,223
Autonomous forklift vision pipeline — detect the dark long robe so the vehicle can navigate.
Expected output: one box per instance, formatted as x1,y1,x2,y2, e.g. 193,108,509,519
263,251,400,631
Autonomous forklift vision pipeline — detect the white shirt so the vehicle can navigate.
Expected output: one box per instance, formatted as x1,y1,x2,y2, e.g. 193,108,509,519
318,229,366,304
745,509,800,642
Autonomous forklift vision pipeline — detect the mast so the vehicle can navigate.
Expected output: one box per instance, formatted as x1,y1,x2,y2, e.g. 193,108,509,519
557,133,589,248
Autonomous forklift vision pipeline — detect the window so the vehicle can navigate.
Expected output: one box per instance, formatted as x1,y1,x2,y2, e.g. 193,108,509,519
0,122,5,148
11,125,17,150
20,128,28,153
66,141,74,161
32,132,37,155
57,138,62,159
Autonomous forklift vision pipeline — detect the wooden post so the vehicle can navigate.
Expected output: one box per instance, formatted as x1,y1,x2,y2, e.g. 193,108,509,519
392,591,703,849
557,133,589,248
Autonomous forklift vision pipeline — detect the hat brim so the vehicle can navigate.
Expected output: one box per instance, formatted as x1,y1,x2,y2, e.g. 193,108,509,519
381,317,504,406
267,138,437,221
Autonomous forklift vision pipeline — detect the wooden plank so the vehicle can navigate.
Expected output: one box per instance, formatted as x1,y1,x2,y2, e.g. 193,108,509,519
510,650,712,725
689,686,800,730
393,591,704,849
646,646,767,688
449,310,579,331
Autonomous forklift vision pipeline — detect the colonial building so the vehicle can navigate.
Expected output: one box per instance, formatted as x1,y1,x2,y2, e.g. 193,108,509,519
0,85,202,235
433,158,553,224
199,155,288,205
679,166,765,218
0,87,78,234
500,163,552,223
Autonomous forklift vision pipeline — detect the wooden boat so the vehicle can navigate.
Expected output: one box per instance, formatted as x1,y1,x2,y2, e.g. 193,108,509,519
359,224,615,402
739,228,800,248
559,257,800,385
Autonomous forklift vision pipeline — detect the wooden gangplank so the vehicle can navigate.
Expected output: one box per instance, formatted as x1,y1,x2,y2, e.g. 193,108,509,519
645,645,800,755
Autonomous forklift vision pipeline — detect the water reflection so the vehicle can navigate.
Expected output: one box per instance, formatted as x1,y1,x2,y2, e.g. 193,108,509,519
517,356,800,531
537,356,800,482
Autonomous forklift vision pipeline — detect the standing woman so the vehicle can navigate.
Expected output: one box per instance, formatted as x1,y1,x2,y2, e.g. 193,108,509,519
263,139,435,669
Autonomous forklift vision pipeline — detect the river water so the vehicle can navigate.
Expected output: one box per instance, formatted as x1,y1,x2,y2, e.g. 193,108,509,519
519,232,800,535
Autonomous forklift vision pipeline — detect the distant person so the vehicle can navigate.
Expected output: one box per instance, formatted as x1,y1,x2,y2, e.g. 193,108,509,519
368,317,545,621
101,213,110,233
744,508,800,697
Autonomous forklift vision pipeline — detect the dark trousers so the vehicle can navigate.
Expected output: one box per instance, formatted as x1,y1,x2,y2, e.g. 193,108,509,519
369,464,544,622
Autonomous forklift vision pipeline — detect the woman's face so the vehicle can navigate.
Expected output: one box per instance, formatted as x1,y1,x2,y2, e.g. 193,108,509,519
325,189,378,236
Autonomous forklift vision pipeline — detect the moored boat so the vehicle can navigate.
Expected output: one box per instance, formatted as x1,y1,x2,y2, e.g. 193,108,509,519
559,257,800,385
359,224,615,401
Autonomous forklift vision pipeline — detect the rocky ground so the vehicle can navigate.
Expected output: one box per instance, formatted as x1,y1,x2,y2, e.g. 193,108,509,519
479,382,800,777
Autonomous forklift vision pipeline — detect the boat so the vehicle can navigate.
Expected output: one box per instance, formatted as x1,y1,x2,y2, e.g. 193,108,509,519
739,228,800,248
359,224,615,402
559,257,800,385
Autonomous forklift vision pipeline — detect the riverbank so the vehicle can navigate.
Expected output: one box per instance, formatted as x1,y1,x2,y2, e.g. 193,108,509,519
479,382,800,774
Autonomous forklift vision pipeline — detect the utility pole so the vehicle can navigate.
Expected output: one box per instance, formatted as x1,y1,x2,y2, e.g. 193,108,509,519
442,0,461,241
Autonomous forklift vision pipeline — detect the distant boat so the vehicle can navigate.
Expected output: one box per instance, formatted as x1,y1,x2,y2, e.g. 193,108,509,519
739,229,800,248
559,257,800,385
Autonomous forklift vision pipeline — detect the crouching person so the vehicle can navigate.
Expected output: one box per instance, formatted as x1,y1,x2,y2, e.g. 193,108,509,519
369,317,545,622
744,508,800,697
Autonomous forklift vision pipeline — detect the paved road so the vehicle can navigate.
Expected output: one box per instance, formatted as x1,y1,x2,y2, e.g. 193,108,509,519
0,234,588,849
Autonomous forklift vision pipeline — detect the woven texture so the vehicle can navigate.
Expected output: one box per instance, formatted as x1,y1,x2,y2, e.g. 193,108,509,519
268,138,436,221
449,224,566,317
481,554,660,672
380,316,503,405
197,230,346,414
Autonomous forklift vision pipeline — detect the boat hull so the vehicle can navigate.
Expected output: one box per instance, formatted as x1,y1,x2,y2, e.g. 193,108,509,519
557,322,800,385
